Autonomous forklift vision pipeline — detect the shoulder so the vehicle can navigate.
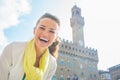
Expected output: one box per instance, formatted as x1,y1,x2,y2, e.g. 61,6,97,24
7,41,27,65
9,41,27,55
49,54,57,67
3,41,27,58
44,54,57,79
2,41,27,54
6,41,27,50
9,41,27,47
49,54,57,63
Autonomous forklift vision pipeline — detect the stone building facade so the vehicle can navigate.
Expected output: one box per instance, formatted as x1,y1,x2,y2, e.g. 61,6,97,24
109,64,120,80
52,5,99,80
99,70,111,80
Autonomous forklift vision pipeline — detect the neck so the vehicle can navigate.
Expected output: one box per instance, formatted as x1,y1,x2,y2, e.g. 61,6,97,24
35,45,46,58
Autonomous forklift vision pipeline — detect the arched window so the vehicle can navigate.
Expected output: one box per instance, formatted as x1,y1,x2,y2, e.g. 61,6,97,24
76,10,79,15
66,76,70,80
66,61,70,67
60,75,64,80
52,75,57,80
80,64,83,69
60,59,64,66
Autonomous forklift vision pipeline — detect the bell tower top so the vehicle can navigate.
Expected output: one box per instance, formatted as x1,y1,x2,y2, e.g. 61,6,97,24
72,5,81,17
70,5,85,47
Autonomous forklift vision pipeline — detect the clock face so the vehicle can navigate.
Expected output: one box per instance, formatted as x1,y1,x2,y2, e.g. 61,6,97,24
79,40,83,46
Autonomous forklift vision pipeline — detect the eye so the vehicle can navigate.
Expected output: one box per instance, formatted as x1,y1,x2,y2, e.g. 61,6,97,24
39,26,45,30
49,30,55,34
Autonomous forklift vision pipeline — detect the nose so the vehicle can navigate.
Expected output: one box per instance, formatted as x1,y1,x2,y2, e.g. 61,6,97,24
42,30,49,36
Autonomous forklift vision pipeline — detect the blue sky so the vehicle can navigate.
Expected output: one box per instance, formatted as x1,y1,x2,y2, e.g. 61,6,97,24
0,0,120,70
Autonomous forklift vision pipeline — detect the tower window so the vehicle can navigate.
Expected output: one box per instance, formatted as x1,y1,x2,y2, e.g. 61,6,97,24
79,49,81,53
72,12,75,15
61,44,64,47
69,46,71,49
73,48,74,50
76,10,79,15
65,45,67,48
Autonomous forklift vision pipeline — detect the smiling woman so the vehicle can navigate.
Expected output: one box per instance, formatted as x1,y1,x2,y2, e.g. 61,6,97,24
0,13,60,80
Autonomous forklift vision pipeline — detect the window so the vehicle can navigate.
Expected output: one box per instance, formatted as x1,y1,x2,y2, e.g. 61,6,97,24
72,12,75,15
60,75,64,80
80,64,83,69
76,10,79,15
52,75,57,80
66,61,70,67
90,74,92,78
73,62,76,68
81,72,84,76
66,76,70,80
69,46,71,49
65,45,67,48
60,59,64,66
94,74,96,78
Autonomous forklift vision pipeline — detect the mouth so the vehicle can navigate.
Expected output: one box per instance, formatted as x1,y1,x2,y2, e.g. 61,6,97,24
39,37,49,43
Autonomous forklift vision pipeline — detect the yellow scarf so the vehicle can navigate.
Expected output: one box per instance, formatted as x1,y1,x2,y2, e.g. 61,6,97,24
24,39,49,80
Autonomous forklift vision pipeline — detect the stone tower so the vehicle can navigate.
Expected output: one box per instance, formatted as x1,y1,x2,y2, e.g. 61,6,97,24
70,5,85,47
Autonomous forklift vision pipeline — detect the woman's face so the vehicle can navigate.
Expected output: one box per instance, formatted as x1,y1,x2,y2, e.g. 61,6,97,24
34,18,59,50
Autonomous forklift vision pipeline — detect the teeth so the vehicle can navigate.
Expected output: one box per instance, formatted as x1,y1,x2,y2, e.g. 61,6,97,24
40,37,48,41
39,37,48,42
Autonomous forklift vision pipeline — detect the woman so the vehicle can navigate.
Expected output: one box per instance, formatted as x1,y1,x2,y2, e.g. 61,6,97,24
0,13,60,80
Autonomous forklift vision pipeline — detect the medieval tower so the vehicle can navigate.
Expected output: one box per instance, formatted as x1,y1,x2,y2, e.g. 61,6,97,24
70,5,85,47
52,5,99,80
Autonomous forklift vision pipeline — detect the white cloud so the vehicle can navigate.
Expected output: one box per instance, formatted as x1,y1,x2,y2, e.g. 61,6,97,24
0,0,31,52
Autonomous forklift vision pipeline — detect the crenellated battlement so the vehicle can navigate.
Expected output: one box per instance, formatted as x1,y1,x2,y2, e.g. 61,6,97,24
60,38,73,44
59,38,98,61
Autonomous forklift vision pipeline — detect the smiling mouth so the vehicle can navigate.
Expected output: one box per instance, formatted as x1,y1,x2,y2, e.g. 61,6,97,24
39,37,48,43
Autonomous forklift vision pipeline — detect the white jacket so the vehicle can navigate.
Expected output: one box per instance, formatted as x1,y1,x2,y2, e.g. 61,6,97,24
0,42,57,80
